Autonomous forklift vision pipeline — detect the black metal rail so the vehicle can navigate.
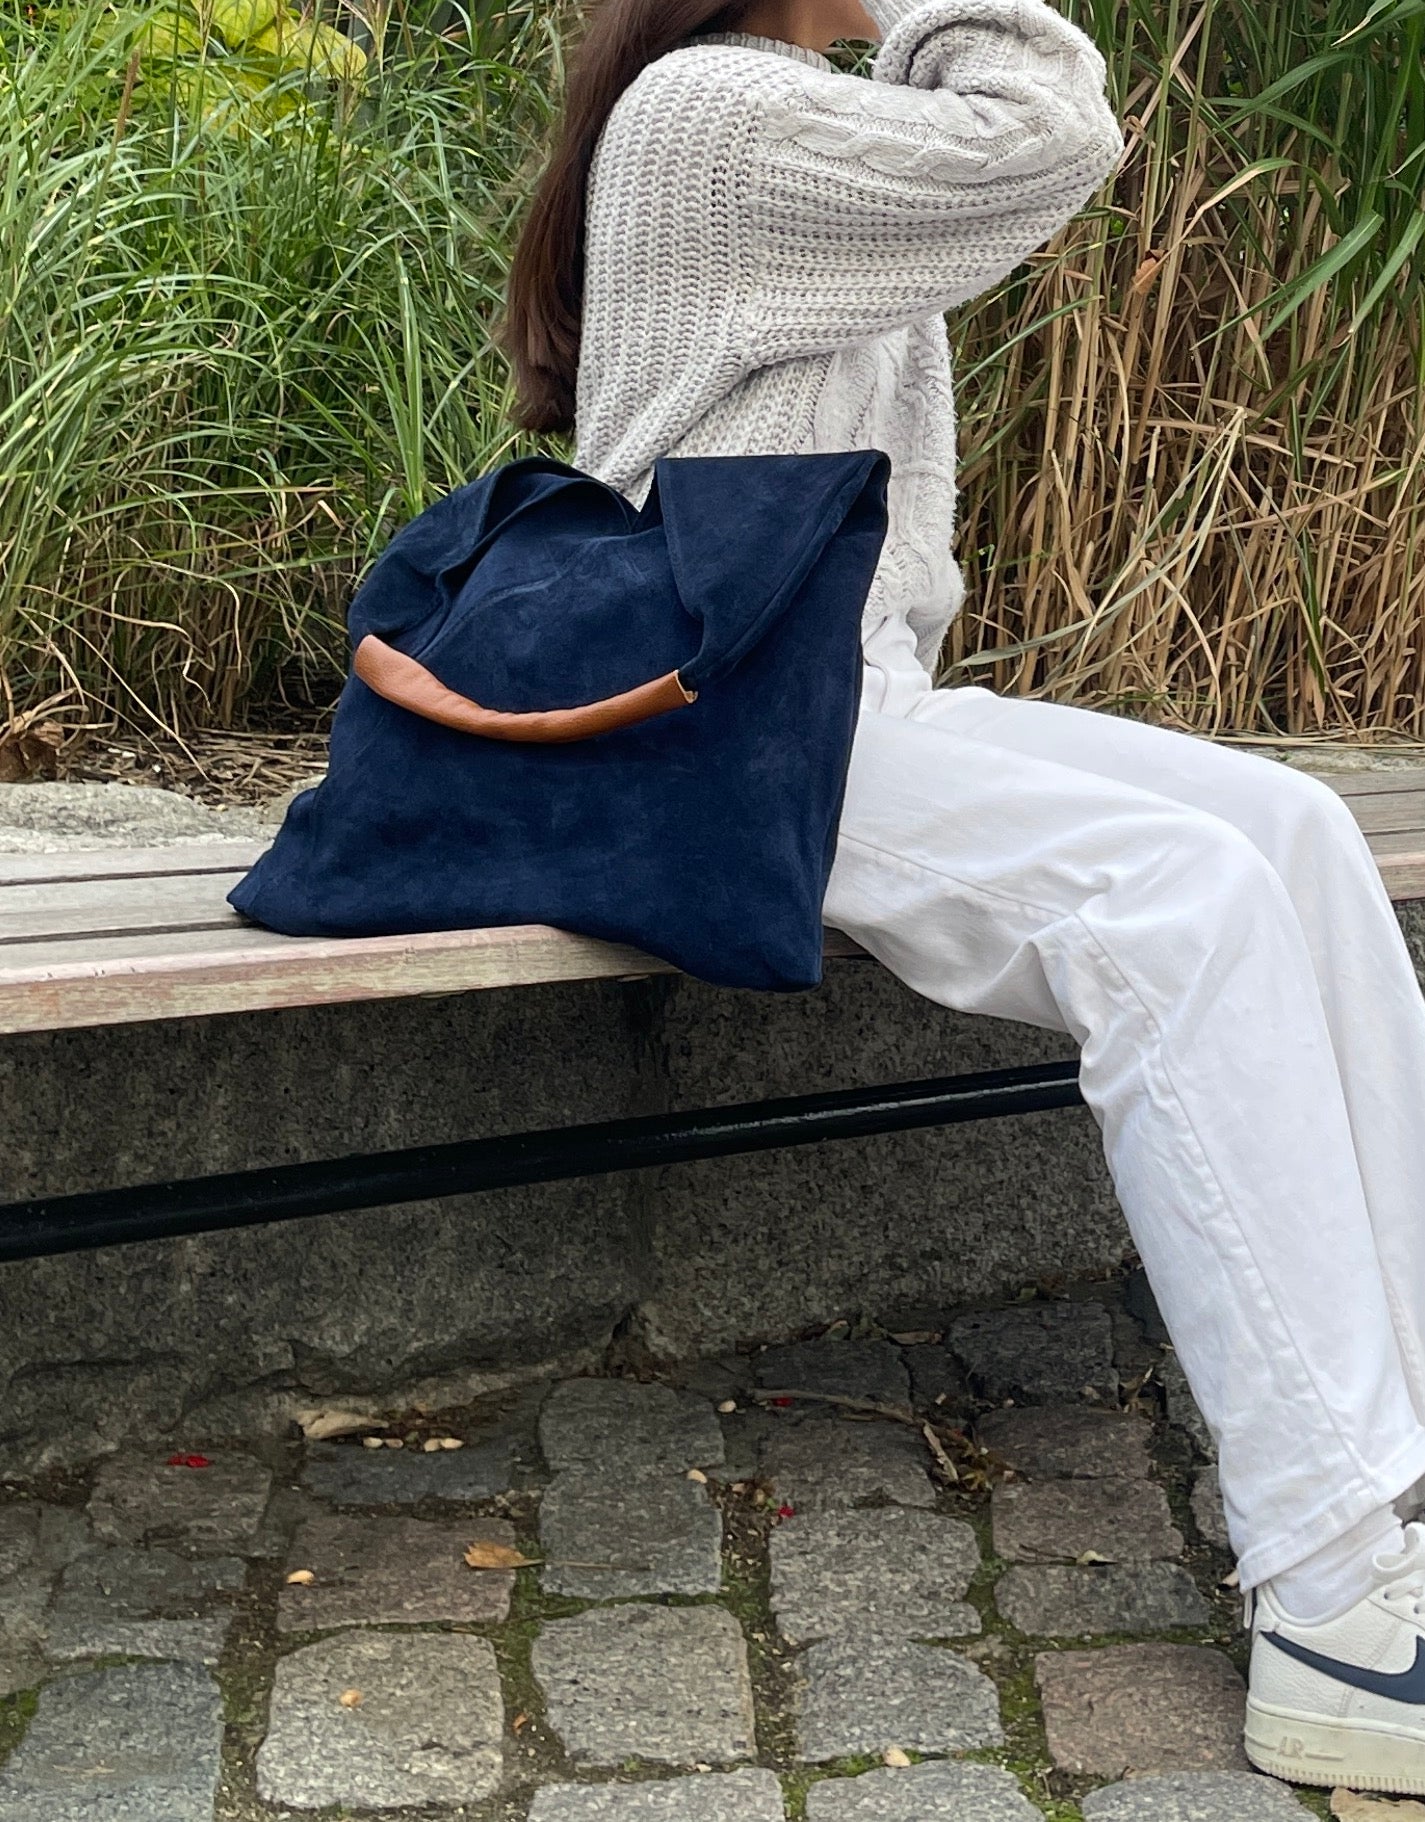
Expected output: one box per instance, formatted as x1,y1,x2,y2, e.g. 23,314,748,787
0,1057,1083,1262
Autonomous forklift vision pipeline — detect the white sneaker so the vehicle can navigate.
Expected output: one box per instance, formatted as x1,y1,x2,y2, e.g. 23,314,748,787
1246,1519,1425,1793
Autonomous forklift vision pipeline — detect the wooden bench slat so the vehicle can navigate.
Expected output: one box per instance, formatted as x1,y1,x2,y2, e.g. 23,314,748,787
0,873,252,946
0,840,267,889
0,923,873,1035
1310,765,1425,799
0,762,1419,1036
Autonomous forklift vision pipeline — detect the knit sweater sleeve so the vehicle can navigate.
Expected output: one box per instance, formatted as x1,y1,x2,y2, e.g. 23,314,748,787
738,0,1124,356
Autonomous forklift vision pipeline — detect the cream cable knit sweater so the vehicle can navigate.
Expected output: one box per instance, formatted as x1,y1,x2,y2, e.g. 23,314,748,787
571,0,1124,672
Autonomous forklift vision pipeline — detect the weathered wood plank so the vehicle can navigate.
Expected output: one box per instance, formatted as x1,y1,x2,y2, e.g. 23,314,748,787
1311,764,1425,799
0,923,873,1035
0,760,1419,1036
0,872,249,945
0,841,266,889
1334,791,1425,837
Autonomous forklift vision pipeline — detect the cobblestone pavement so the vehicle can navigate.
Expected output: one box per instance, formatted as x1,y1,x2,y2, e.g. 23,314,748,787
0,1270,1358,1819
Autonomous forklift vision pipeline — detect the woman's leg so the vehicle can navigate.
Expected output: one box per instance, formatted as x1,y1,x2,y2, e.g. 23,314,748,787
904,678,1425,1431
829,622,1425,1593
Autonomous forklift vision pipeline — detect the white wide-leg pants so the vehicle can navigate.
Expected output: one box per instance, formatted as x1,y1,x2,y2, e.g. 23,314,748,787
824,612,1425,1592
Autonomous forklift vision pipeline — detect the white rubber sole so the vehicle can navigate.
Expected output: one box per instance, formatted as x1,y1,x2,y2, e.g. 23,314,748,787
1245,1695,1425,1793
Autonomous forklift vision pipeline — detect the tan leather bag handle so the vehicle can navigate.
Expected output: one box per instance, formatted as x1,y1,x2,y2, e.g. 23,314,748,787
353,634,698,745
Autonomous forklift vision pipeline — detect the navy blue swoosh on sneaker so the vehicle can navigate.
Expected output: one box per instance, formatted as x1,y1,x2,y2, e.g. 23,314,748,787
1262,1629,1425,1703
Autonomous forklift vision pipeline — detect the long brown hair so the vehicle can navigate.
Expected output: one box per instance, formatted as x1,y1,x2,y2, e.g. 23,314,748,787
494,0,758,438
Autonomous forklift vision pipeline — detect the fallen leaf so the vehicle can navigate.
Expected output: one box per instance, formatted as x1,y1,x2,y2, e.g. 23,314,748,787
383,1438,403,1449
1077,1550,1112,1565
295,1407,374,1442
717,1400,738,1414
776,1504,796,1521
361,1437,385,1451
285,1569,316,1586
464,1540,537,1571
0,722,62,782
686,1469,708,1484
422,1438,443,1453
511,1711,529,1734
883,1747,912,1768
438,1437,464,1451
166,1454,212,1469
1331,1793,1425,1819
339,1688,363,1708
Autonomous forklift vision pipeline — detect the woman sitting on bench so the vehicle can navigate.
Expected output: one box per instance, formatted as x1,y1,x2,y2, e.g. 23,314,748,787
497,0,1425,1792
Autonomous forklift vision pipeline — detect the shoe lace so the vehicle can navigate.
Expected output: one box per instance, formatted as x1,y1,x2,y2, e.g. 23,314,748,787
1374,1519,1425,1617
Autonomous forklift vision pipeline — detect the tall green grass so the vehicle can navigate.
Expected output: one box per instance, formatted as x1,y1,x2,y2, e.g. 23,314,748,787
1,0,1421,737
0,0,560,733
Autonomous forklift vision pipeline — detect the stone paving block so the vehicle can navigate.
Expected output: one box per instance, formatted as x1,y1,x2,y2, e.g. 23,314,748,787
529,1769,785,1820
1080,1770,1311,1819
302,1434,517,1504
540,1379,725,1476
1036,1643,1249,1775
539,1471,722,1598
0,1503,87,1580
947,1302,1118,1404
0,1660,223,1821
975,1405,1152,1479
45,1545,244,1664
257,1631,504,1808
760,1415,935,1511
1160,1353,1217,1459
903,1343,969,1413
806,1761,1040,1819
1192,1468,1231,1550
87,1449,274,1556
770,1507,981,1643
796,1635,1004,1759
532,1604,755,1767
992,1477,1184,1563
754,1340,910,1405
278,1510,514,1629
994,1563,1209,1636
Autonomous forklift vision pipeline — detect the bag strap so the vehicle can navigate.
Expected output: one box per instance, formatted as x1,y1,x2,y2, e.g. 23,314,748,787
353,635,698,744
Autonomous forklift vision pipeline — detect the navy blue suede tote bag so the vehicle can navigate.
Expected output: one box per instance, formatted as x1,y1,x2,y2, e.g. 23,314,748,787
228,446,892,991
